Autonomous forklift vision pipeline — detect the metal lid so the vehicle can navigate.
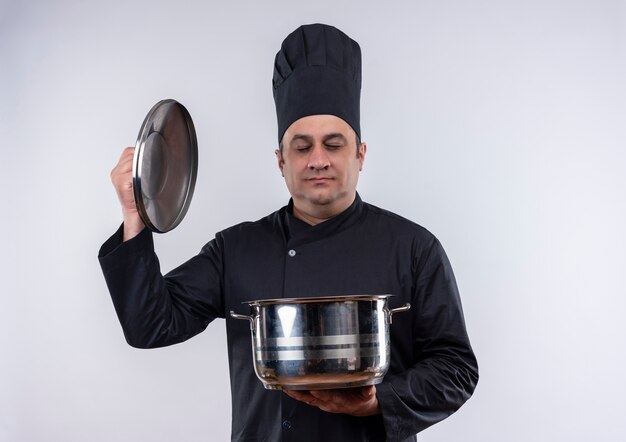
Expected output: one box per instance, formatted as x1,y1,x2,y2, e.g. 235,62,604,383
133,99,198,233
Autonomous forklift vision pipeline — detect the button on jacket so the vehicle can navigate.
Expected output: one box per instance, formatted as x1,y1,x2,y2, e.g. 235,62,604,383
98,194,478,441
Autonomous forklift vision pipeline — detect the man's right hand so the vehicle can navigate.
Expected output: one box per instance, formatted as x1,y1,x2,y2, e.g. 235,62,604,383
110,147,145,241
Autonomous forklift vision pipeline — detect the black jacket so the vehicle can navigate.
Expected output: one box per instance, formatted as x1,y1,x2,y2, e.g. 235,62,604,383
98,194,478,441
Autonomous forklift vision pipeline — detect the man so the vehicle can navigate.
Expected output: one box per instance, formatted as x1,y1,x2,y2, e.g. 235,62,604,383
99,23,478,441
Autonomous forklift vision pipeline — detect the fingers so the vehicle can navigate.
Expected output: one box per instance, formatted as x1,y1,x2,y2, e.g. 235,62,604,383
287,390,337,412
308,389,332,401
108,146,145,240
111,147,135,178
309,386,374,402
283,386,380,416
307,390,346,413
361,385,376,398
284,390,318,406
110,147,135,187
284,389,338,411
118,146,135,161
109,146,142,215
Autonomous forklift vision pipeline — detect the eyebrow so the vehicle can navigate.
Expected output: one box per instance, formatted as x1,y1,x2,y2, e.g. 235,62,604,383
289,133,348,146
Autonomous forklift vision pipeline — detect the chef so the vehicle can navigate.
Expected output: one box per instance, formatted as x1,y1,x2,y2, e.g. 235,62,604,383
99,23,478,441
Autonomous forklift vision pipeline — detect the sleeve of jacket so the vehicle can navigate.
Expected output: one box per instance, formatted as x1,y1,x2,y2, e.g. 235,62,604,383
375,236,479,441
97,225,225,349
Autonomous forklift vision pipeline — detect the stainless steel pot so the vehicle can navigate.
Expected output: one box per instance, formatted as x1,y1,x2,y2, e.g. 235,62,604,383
230,295,410,390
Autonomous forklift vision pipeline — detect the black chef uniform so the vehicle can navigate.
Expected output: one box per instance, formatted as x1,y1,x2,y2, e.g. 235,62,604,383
98,193,478,441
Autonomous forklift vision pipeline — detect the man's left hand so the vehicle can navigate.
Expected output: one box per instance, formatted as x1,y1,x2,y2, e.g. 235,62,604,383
284,385,381,416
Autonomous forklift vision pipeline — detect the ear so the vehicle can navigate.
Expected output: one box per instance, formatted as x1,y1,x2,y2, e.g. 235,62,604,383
275,149,284,176
358,142,367,171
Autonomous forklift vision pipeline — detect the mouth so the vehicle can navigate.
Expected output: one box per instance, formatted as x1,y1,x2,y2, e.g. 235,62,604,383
306,176,334,182
306,177,334,185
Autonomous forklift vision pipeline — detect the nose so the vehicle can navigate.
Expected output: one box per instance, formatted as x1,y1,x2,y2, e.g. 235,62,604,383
307,145,330,170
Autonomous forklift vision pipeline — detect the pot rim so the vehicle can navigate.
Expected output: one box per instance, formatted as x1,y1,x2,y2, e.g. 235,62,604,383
243,294,394,306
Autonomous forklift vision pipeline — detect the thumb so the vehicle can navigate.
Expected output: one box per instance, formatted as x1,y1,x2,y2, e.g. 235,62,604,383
361,385,376,398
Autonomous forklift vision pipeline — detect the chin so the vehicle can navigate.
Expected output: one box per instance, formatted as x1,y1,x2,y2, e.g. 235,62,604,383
306,190,348,206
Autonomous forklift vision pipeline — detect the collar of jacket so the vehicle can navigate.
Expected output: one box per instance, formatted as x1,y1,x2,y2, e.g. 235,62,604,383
281,192,366,247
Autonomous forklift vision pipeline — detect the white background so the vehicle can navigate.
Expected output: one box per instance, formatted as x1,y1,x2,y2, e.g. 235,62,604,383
1,0,625,440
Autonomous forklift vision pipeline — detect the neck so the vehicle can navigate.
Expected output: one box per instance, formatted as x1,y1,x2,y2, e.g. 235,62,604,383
292,193,356,226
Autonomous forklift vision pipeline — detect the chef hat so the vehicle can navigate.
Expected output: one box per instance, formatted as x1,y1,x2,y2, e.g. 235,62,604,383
272,23,362,143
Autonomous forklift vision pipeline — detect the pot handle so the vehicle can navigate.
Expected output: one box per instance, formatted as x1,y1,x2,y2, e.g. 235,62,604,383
230,311,256,332
387,303,411,324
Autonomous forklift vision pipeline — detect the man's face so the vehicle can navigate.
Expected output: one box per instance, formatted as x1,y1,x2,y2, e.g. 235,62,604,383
276,114,366,217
